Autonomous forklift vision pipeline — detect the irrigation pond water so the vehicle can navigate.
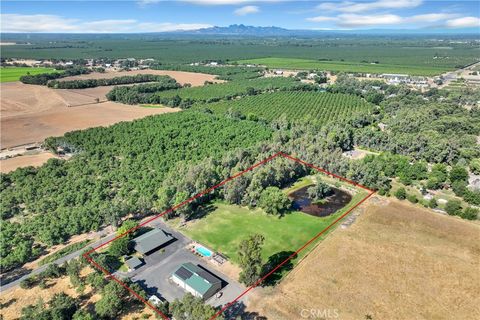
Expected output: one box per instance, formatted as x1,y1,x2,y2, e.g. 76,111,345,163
289,185,352,217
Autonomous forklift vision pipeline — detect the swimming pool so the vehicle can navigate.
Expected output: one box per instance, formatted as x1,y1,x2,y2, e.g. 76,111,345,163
195,245,213,257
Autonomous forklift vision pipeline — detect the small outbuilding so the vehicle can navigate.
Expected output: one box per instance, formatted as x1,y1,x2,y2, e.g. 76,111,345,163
171,263,222,300
125,256,143,271
133,228,174,255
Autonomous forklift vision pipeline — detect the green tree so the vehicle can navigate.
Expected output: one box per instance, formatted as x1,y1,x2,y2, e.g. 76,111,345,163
452,180,467,197
445,200,462,216
72,310,95,320
170,294,222,320
469,158,480,175
258,187,291,216
65,259,83,288
307,180,333,202
394,187,407,200
86,272,107,291
48,293,79,319
21,293,78,320
407,194,418,203
428,198,437,208
116,220,139,237
108,236,131,257
461,207,478,220
449,166,468,183
238,234,265,286
95,282,125,318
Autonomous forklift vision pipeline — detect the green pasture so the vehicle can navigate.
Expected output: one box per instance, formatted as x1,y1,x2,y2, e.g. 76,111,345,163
0,67,56,82
181,188,368,266
238,57,451,76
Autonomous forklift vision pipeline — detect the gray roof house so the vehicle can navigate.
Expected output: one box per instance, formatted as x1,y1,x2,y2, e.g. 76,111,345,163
171,263,222,300
133,228,174,255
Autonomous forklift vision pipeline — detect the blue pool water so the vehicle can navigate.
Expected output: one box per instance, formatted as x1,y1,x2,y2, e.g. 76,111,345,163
195,246,213,257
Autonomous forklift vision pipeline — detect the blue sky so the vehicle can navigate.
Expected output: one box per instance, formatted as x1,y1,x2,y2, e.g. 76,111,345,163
1,1,479,32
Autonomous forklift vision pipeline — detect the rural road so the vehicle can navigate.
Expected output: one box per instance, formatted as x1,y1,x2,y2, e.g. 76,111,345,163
1,231,117,291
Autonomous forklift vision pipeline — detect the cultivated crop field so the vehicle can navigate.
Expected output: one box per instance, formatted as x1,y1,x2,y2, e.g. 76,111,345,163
238,57,451,76
2,37,478,73
202,91,372,122
150,77,298,102
0,67,56,82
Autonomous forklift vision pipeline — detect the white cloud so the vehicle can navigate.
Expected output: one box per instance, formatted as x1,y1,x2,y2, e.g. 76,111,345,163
138,0,281,5
234,5,260,15
446,16,480,28
337,14,403,27
186,0,284,4
407,13,458,23
0,14,212,33
306,16,339,22
307,10,478,29
186,0,259,3
137,0,162,6
308,13,404,27
0,14,80,33
316,0,422,13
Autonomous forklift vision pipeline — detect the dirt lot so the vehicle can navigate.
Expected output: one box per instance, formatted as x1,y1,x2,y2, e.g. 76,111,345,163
1,101,179,148
1,82,67,119
1,152,59,173
1,69,218,150
247,198,480,320
60,69,221,87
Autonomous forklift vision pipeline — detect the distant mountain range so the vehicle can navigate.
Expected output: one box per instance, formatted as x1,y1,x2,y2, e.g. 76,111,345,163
185,24,304,36
172,24,479,36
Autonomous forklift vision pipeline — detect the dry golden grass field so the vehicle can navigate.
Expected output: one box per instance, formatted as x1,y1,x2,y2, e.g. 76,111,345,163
247,198,480,320
0,266,155,320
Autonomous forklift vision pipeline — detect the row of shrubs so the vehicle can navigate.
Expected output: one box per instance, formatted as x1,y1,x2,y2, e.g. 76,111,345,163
394,187,478,220
19,67,91,85
48,74,179,89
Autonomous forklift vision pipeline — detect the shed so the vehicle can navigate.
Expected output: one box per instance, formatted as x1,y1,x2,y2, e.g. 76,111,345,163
133,228,173,255
125,256,143,271
171,263,222,300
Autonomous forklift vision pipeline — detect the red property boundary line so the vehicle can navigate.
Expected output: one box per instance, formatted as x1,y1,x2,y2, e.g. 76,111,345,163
82,152,375,320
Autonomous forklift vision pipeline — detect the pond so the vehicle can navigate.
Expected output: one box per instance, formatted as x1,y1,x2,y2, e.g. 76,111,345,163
289,185,352,217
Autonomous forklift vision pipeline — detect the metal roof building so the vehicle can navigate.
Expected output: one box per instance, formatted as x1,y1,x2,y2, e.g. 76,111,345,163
125,256,143,271
133,228,173,255
171,262,222,300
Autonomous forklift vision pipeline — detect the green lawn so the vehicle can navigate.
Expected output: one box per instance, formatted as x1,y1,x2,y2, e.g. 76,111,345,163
238,57,449,76
182,188,368,266
0,67,56,82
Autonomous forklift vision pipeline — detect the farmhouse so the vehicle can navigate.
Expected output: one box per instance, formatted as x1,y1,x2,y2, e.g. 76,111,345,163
171,262,222,300
133,228,174,255
382,73,409,84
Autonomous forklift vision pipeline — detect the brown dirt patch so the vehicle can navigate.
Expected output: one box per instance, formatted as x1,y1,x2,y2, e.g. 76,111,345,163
247,199,480,320
1,69,218,149
1,102,179,148
1,152,59,173
61,69,222,87
1,82,67,118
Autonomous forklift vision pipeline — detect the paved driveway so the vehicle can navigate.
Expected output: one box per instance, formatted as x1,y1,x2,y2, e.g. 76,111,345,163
123,221,244,308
